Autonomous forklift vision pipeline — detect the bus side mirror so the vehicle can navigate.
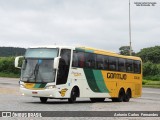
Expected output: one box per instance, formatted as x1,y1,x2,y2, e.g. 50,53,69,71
15,56,24,69
53,57,61,70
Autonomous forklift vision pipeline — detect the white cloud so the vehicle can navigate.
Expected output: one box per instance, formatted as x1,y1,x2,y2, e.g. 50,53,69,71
0,0,159,52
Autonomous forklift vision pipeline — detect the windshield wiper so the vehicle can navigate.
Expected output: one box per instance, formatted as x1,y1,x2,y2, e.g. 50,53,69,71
24,62,39,82
34,60,47,83
34,63,40,82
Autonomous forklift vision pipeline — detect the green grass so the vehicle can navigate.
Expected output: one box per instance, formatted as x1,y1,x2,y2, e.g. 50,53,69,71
0,72,20,78
143,79,160,88
143,75,160,81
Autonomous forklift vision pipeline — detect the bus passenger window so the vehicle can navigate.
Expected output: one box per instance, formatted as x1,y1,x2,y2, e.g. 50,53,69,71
96,55,108,70
85,53,96,69
109,57,118,71
72,51,78,67
72,51,85,68
103,56,109,70
126,59,133,72
118,58,126,72
78,52,85,68
97,55,104,69
134,60,141,74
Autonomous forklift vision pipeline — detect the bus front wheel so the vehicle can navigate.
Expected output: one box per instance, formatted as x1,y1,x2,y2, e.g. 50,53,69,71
40,97,48,103
68,87,77,103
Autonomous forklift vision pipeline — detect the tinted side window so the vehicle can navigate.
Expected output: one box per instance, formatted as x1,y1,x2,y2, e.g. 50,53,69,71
72,51,85,68
109,57,118,71
57,49,71,85
85,53,96,69
118,58,126,72
96,55,108,70
134,60,141,74
126,59,133,72
72,51,78,67
60,49,71,66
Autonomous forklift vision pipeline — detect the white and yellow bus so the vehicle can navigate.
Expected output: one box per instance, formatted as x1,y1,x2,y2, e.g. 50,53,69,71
15,46,142,103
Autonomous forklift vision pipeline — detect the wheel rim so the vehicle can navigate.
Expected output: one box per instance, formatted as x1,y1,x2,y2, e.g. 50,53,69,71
72,90,77,100
126,90,131,100
69,88,77,103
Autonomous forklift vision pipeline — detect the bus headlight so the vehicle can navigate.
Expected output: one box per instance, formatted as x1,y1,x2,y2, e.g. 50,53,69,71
45,85,56,89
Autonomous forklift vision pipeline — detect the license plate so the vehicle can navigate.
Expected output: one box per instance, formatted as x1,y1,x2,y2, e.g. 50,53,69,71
32,91,38,94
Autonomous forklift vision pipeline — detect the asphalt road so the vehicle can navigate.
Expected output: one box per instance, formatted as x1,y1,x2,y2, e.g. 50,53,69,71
0,77,160,120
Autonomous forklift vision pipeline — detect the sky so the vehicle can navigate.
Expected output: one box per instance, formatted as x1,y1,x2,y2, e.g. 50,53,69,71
0,0,160,53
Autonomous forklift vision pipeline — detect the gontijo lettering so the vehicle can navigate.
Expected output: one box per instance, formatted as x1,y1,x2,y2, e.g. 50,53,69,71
107,73,127,80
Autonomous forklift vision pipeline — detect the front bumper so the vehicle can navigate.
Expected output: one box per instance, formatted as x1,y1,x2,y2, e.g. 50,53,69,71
20,88,63,98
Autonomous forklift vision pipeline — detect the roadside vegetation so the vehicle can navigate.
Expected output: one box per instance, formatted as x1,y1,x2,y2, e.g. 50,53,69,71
0,57,20,78
142,79,160,88
0,47,25,78
137,46,160,88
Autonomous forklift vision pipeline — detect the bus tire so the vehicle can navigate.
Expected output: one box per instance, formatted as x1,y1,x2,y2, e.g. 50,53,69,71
40,97,48,103
68,87,77,103
112,88,125,102
124,89,131,102
117,88,125,102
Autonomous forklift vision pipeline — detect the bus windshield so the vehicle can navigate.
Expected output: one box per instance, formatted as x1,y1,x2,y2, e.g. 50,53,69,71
21,48,58,83
25,48,58,58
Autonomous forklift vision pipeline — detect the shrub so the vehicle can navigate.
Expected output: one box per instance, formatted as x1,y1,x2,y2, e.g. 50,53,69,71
0,57,20,75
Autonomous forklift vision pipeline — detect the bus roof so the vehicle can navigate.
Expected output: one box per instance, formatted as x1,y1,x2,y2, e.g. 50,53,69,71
28,45,141,61
28,45,75,49
76,46,141,61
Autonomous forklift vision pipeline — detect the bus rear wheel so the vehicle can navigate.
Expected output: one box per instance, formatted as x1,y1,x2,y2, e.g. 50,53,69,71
40,97,48,103
112,88,125,102
124,89,131,102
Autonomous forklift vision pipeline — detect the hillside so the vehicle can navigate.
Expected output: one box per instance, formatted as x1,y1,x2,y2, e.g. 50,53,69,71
0,47,26,57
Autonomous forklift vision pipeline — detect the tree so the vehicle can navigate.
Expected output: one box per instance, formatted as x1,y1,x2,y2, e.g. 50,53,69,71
136,46,160,63
119,46,135,56
0,47,26,57
136,46,160,80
